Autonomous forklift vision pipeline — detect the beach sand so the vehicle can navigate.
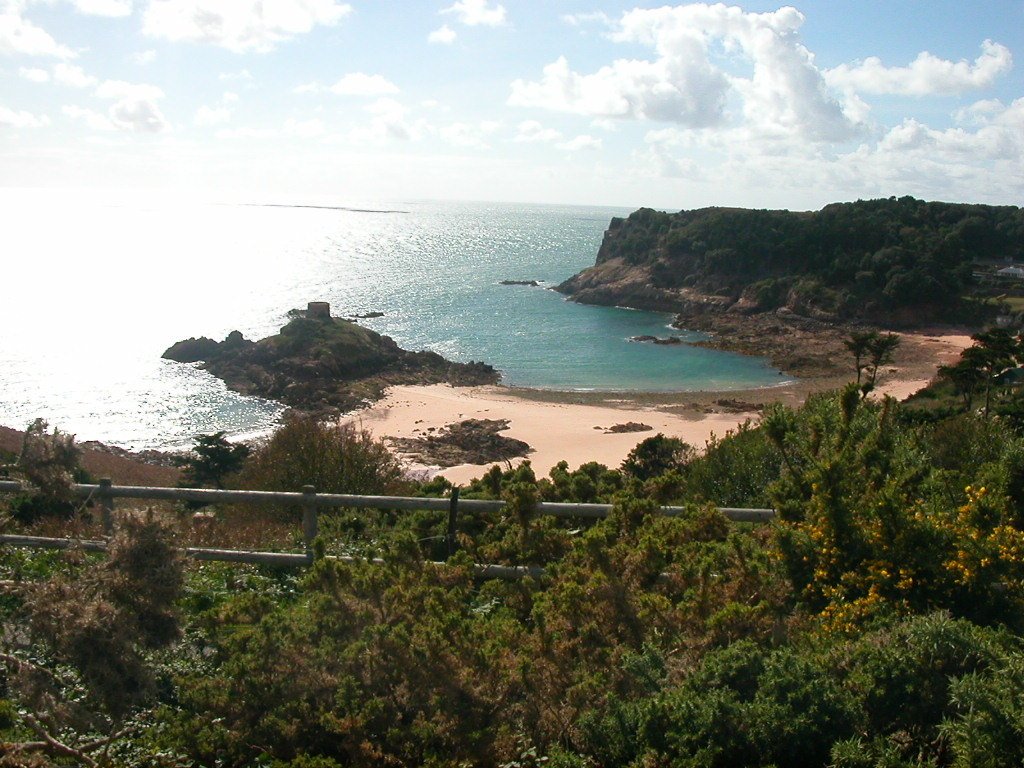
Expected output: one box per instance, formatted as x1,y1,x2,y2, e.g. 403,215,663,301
345,384,759,484
343,330,974,484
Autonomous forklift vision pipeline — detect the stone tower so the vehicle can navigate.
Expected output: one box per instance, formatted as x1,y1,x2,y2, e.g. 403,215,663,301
307,301,331,319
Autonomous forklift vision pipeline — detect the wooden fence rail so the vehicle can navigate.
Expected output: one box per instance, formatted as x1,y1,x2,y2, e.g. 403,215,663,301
0,479,775,579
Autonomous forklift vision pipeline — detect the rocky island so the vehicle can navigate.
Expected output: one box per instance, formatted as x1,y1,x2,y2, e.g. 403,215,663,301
558,197,1024,378
163,302,499,415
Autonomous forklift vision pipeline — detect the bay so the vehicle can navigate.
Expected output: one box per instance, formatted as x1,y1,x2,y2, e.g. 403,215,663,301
0,190,787,450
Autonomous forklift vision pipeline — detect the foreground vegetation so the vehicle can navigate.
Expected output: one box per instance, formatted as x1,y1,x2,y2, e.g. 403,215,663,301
4,384,1024,765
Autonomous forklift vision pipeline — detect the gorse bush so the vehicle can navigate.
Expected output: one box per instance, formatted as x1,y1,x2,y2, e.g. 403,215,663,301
1,517,183,764
769,386,1024,632
3,418,92,524
9,387,1024,766
239,414,406,496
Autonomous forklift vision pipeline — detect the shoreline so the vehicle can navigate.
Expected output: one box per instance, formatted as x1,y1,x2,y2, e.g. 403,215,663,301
3,329,972,488
341,328,972,484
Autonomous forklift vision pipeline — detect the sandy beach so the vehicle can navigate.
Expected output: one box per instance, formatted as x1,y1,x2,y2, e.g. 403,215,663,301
343,329,974,484
345,384,761,484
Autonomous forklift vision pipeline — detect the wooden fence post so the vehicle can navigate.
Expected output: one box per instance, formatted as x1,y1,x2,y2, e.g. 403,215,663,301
98,478,114,535
302,485,318,550
447,487,460,557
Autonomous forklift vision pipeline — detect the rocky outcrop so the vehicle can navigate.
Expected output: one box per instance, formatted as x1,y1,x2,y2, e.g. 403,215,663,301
556,258,683,312
630,335,683,345
604,422,653,434
163,311,499,415
388,419,530,467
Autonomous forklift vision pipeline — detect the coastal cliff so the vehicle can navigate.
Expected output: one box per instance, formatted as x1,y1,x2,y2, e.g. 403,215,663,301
559,199,1023,323
163,306,499,415
558,198,1024,376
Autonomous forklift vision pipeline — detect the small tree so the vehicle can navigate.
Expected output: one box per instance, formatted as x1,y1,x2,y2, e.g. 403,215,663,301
175,431,250,489
843,330,876,386
939,359,987,412
969,328,1020,417
862,332,901,398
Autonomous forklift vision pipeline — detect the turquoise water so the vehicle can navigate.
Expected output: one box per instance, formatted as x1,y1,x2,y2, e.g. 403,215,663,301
0,191,786,449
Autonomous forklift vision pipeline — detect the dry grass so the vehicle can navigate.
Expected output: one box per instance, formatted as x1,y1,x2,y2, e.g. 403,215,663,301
0,424,181,487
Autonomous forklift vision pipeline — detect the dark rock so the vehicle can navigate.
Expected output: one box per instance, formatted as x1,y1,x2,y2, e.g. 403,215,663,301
630,335,683,345
163,312,500,416
604,422,653,434
499,280,541,286
162,336,222,363
388,419,530,467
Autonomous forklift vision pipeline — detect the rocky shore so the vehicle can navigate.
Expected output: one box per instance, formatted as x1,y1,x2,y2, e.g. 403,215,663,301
163,304,499,416
559,257,892,380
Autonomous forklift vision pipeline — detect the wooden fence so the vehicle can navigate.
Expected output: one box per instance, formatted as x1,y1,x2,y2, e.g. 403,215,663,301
0,479,775,579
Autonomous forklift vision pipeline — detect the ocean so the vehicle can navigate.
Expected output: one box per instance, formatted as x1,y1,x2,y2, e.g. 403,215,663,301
0,190,786,450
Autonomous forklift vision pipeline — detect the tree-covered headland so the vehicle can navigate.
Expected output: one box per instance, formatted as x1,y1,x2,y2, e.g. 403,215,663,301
559,197,1024,325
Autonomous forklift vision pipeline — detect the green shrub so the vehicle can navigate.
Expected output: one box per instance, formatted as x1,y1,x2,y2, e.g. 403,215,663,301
236,414,408,527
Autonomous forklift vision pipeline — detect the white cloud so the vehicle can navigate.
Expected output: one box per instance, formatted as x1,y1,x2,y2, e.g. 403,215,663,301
509,4,861,141
842,104,1024,198
428,24,456,44
345,97,425,143
633,95,1024,205
0,104,49,128
329,72,399,96
93,79,168,132
298,73,400,96
19,66,49,82
954,98,1006,127
194,104,231,126
442,0,505,27
0,9,76,58
132,49,157,64
109,97,167,132
365,97,412,139
68,0,133,17
826,40,1012,96
514,119,561,143
62,104,115,131
558,134,601,151
54,63,97,88
509,54,729,128
142,0,353,53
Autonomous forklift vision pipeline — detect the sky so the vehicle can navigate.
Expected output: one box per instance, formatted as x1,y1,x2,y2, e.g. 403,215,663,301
1,0,1022,210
